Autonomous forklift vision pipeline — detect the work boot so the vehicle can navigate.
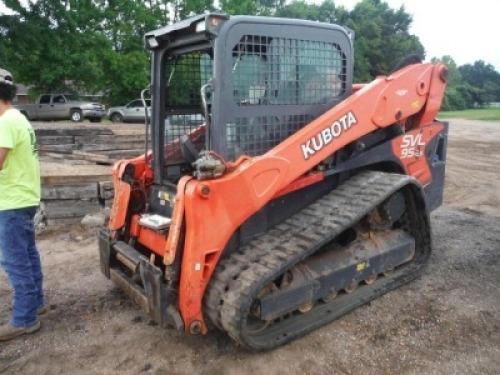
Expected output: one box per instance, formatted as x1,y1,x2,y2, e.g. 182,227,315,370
37,305,47,315
0,321,41,341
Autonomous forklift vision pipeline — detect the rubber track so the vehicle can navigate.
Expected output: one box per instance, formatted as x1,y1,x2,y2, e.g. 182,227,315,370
204,171,431,350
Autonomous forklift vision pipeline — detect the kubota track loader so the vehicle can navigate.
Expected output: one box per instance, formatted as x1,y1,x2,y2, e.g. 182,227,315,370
98,13,448,350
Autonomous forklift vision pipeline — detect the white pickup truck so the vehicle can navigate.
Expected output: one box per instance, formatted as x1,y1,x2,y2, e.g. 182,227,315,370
16,94,106,122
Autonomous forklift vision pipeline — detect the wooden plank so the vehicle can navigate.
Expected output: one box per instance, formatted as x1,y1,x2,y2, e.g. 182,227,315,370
98,181,114,200
71,150,114,164
99,149,144,156
74,134,146,144
71,150,144,164
38,144,76,153
42,183,98,200
40,159,113,181
42,174,112,185
43,153,68,159
37,136,74,145
34,126,113,137
43,199,101,219
79,142,144,152
41,161,111,176
42,153,94,165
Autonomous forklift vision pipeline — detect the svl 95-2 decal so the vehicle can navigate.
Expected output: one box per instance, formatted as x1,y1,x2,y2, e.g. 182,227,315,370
400,133,425,159
392,123,444,186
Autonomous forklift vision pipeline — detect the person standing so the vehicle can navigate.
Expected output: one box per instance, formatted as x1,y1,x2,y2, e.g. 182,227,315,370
0,68,44,341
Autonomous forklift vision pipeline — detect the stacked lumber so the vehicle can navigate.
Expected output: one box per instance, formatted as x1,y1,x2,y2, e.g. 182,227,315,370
32,123,149,225
34,124,148,165
40,162,113,225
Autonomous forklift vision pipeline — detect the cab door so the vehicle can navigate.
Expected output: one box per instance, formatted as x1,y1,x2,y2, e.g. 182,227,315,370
124,100,144,122
51,94,68,119
36,95,53,119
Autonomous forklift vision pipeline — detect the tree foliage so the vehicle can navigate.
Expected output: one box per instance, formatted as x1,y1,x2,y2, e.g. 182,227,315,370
459,61,500,105
0,0,498,109
342,0,424,81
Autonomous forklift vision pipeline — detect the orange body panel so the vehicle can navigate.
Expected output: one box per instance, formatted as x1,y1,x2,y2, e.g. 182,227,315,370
163,176,192,265
137,226,168,256
171,63,448,332
275,172,324,198
109,153,153,232
391,123,445,186
109,178,131,233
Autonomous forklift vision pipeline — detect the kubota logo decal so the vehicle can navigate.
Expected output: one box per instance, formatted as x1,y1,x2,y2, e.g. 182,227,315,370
301,111,358,160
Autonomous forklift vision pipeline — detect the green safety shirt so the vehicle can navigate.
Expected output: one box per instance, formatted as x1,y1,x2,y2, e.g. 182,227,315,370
0,108,41,210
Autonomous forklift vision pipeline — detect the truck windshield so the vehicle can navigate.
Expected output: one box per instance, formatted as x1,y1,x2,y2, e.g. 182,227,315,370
163,51,212,165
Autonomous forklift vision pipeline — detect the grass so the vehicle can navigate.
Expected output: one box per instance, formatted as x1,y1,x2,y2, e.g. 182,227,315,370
438,108,500,121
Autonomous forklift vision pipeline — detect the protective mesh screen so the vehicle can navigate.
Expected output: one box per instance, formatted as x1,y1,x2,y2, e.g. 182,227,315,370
228,34,346,160
164,52,211,145
232,35,346,106
227,114,314,159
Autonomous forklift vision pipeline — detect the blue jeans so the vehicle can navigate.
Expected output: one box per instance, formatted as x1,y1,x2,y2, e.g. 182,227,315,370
0,206,44,327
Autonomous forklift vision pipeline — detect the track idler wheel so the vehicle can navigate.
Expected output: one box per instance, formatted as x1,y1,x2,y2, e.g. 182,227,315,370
322,288,338,302
364,274,378,285
247,284,276,334
383,267,395,276
298,301,315,313
344,280,359,293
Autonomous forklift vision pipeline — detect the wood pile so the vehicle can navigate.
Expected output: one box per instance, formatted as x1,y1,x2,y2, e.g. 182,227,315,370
40,162,114,225
35,124,147,165
33,123,149,224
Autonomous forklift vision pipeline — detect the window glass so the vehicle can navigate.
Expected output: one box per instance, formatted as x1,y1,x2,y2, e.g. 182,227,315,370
39,95,51,104
53,95,65,104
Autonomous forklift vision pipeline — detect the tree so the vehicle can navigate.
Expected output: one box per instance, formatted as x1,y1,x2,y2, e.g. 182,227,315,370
459,61,500,105
0,0,172,104
6,0,489,110
274,0,424,82
275,0,336,22
220,0,260,15
172,0,214,22
1,0,108,93
345,0,424,82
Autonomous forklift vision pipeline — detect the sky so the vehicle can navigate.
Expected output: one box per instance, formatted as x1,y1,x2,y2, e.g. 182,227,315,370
1,0,499,72
315,0,500,72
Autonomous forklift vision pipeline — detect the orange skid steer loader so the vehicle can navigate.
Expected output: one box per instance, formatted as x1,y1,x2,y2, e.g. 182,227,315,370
98,13,448,350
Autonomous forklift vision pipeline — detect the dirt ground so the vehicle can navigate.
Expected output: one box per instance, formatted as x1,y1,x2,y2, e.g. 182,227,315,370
1,119,499,375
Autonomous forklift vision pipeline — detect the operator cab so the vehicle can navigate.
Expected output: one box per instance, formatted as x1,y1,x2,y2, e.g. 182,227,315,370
144,13,353,217
146,13,353,182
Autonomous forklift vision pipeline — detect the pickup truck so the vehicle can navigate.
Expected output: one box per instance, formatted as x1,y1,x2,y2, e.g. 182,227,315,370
107,99,151,123
16,94,106,122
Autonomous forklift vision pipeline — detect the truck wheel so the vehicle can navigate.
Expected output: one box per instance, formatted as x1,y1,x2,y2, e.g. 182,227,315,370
110,113,123,123
70,109,83,122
